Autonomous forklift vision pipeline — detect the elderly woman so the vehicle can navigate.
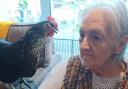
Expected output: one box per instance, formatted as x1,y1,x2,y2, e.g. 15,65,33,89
39,0,128,89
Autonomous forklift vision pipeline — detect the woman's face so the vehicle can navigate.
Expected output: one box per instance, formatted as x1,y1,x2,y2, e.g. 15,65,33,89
80,8,119,69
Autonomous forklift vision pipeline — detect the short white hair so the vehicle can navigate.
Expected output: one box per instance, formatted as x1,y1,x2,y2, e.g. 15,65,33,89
80,0,128,38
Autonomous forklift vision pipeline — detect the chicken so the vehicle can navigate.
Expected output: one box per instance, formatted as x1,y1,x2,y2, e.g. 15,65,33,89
0,16,58,84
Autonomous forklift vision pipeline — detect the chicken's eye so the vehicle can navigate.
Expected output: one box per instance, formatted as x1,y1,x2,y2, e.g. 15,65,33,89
50,23,55,27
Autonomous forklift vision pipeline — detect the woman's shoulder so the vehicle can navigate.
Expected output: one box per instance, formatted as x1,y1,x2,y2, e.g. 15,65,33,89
68,55,81,64
69,55,80,60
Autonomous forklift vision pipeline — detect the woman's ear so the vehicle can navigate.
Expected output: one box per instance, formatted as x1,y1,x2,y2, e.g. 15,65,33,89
115,36,128,54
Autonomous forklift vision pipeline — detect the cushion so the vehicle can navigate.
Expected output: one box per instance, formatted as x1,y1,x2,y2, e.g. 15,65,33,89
0,21,15,39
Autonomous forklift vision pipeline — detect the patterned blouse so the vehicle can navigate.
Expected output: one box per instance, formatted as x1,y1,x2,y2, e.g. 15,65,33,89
61,55,128,89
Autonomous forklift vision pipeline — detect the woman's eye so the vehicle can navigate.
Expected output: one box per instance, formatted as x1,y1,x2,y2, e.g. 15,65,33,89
94,35,100,40
80,31,85,38
79,31,85,43
91,33,102,42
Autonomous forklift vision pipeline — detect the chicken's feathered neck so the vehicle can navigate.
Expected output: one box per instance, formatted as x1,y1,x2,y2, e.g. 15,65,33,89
20,30,46,51
21,21,48,47
11,25,47,56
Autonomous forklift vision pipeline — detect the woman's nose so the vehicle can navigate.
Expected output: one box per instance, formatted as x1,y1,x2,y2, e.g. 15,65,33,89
80,36,90,49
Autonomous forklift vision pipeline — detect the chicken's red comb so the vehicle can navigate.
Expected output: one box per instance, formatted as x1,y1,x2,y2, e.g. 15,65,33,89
47,16,58,28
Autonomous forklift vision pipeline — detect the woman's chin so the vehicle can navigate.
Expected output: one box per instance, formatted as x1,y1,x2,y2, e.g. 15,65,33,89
80,56,94,68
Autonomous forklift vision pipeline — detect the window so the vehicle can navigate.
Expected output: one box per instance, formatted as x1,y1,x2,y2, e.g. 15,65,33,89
0,0,41,23
51,0,87,40
51,0,88,60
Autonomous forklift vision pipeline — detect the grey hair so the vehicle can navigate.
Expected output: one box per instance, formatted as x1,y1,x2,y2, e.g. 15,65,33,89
79,0,128,60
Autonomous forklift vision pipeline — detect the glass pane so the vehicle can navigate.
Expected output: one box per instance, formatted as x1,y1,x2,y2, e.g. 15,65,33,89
51,0,88,60
51,0,86,40
0,0,41,23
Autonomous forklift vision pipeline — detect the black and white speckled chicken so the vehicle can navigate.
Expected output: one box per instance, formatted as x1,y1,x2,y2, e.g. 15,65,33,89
0,16,58,85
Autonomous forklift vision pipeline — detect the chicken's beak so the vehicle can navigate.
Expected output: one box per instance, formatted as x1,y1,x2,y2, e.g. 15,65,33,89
54,28,59,33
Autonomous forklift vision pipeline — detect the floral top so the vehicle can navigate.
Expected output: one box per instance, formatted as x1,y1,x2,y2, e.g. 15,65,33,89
61,55,128,89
